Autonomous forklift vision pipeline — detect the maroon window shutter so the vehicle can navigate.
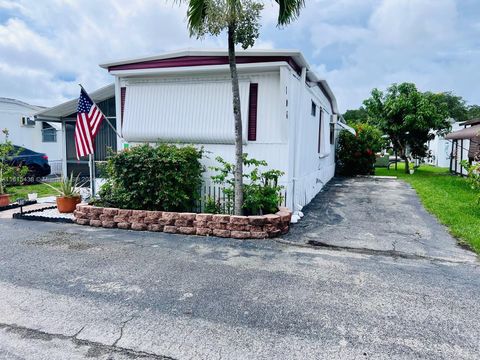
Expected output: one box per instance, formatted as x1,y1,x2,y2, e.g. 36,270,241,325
318,109,323,153
120,87,126,126
248,83,258,141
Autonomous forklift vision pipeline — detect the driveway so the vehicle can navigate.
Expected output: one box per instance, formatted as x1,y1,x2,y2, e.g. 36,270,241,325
284,177,477,263
0,178,479,359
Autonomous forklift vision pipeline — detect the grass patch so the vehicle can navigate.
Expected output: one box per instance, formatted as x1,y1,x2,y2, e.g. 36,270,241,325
376,163,480,254
5,182,61,200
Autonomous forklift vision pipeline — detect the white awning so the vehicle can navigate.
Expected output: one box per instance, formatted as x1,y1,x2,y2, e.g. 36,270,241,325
45,121,62,130
123,80,250,144
337,121,356,135
35,84,114,122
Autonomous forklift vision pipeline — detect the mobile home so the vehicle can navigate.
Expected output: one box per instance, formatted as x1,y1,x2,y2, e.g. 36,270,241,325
37,49,345,211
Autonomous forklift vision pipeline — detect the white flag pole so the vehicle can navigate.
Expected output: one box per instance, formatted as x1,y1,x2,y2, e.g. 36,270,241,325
89,154,96,198
78,83,124,199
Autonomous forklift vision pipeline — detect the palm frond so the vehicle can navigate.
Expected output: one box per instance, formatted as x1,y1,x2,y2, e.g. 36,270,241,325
275,0,305,25
186,0,209,34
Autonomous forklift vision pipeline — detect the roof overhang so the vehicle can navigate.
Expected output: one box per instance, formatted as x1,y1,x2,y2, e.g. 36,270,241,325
35,84,114,122
445,125,480,140
100,48,309,70
459,118,480,126
337,117,356,135
100,48,340,115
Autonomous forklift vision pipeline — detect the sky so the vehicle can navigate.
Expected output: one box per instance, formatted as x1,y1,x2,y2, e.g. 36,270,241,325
0,0,479,112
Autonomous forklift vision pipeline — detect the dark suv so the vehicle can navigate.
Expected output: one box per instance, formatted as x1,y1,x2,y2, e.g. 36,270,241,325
8,146,51,181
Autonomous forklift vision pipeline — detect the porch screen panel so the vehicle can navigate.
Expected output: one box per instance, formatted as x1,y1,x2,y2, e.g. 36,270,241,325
122,80,250,144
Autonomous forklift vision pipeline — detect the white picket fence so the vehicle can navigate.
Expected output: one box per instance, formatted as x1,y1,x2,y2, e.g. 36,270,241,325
49,160,63,176
197,180,287,214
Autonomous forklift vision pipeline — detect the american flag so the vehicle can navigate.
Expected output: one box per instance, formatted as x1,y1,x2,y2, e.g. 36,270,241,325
75,88,105,159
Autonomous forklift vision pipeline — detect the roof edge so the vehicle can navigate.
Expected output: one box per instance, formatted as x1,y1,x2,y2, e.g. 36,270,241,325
99,48,305,69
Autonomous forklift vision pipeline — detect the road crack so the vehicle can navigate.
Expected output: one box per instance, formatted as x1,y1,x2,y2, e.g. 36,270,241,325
275,238,478,265
0,321,175,359
112,315,136,347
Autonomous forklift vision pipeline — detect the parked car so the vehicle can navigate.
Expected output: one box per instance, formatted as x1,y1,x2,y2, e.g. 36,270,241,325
8,146,51,182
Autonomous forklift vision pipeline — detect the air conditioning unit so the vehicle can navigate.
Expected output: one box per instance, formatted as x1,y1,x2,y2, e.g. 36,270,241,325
330,114,338,124
21,116,36,127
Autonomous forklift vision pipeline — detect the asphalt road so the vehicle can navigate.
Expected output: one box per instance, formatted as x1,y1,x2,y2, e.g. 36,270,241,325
0,178,479,359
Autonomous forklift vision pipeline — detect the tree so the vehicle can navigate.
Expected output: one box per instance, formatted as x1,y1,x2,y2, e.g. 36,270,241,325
336,123,385,176
182,0,304,215
343,107,368,126
467,105,480,120
427,91,468,122
363,83,451,173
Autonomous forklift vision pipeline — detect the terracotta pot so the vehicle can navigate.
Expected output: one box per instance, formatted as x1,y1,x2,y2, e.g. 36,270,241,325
56,196,81,213
0,194,10,207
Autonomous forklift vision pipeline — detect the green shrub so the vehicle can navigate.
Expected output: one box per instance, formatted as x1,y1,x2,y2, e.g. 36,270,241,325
203,196,222,214
210,155,284,215
461,160,480,204
98,144,204,211
336,123,385,176
0,129,28,194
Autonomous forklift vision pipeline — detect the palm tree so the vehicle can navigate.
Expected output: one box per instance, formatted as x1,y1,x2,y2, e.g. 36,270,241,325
184,0,305,215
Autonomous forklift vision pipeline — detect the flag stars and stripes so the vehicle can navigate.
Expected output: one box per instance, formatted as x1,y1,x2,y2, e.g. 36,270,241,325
74,88,106,160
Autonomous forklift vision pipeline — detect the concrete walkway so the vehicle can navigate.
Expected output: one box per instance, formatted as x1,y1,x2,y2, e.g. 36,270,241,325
283,177,477,263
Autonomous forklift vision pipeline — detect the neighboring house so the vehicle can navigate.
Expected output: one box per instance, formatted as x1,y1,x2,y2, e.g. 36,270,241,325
37,49,346,211
445,118,480,175
0,97,63,175
426,121,464,169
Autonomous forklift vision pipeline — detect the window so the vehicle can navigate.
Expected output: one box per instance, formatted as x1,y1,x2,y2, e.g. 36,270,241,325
42,122,57,142
311,101,316,116
21,116,35,127
330,123,335,145
318,109,323,153
248,83,258,141
120,87,126,126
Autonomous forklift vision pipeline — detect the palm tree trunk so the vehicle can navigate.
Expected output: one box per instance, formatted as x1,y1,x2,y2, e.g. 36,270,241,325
227,23,244,215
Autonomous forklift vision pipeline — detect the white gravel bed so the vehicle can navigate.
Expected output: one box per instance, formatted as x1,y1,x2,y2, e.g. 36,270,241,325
24,207,74,220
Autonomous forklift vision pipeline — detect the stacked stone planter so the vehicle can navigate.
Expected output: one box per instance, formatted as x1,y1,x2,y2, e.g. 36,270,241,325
74,205,292,239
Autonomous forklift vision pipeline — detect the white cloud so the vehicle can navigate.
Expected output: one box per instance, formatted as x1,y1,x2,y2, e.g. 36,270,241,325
309,0,480,110
0,0,218,106
0,0,478,114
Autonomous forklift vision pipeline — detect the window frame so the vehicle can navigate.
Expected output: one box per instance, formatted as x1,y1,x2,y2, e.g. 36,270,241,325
41,122,57,143
247,83,259,141
318,108,323,154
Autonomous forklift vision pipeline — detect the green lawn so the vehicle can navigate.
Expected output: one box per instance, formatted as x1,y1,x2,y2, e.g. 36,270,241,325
376,163,480,254
6,182,61,201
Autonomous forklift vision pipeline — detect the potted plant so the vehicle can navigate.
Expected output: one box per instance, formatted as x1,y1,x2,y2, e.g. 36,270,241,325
45,173,83,213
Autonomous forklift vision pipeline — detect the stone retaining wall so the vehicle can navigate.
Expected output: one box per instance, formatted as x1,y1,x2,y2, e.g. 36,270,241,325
74,205,292,239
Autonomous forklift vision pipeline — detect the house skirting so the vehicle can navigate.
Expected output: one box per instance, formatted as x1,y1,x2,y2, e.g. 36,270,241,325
74,205,292,239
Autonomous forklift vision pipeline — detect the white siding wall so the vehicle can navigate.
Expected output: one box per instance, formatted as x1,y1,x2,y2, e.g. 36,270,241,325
0,100,63,164
285,69,336,210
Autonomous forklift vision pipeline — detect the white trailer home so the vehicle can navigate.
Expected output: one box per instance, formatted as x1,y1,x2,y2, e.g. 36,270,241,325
36,49,345,211
100,49,342,211
0,97,63,175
